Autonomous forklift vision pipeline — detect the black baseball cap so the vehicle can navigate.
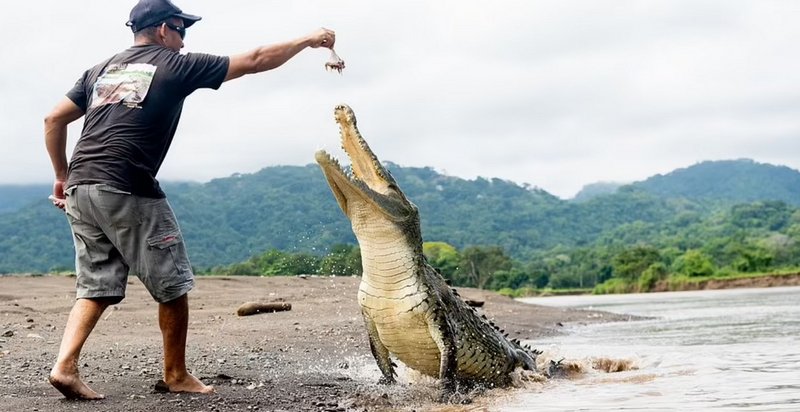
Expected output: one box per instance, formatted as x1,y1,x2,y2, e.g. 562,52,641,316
126,0,201,32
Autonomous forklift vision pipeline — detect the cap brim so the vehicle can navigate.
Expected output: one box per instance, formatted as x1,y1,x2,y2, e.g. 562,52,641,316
175,12,201,28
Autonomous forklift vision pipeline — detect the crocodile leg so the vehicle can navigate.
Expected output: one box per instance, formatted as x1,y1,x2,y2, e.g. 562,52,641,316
362,310,396,384
426,309,458,396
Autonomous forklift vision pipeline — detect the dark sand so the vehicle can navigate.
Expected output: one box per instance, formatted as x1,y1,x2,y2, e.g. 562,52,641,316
0,275,634,411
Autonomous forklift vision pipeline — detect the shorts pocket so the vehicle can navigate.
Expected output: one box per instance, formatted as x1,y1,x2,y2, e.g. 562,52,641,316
143,231,193,301
94,184,140,227
64,186,80,220
146,231,182,275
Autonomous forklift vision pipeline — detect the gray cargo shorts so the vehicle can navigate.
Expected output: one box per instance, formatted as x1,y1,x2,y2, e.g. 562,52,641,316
64,184,194,303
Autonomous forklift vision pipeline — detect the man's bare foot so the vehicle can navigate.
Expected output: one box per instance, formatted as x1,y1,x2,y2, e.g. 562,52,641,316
49,367,105,400
158,373,215,394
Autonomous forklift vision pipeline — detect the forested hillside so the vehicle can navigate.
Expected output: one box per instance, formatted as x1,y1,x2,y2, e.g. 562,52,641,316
1,159,799,281
569,159,800,204
631,159,800,206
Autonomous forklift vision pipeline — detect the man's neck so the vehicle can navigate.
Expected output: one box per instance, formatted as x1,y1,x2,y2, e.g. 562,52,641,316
134,38,160,47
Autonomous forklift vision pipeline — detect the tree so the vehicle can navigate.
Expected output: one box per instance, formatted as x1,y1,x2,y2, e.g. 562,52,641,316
423,241,460,279
224,261,259,276
612,245,661,280
220,249,321,276
488,268,531,290
454,246,512,289
673,249,715,277
275,252,320,275
730,242,773,273
252,249,294,276
730,201,791,230
523,260,551,288
638,262,668,292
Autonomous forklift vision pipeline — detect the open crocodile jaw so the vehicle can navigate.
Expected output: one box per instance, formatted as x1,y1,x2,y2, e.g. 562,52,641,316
314,104,410,223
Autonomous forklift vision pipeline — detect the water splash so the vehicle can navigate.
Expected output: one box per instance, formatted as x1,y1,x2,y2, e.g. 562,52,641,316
525,347,640,380
329,347,642,411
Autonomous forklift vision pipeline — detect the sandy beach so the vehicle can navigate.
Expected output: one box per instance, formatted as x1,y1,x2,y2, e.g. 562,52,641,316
0,275,632,411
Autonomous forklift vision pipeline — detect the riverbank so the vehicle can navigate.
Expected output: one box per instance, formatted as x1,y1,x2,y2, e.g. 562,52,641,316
0,275,632,412
651,271,800,292
508,271,800,297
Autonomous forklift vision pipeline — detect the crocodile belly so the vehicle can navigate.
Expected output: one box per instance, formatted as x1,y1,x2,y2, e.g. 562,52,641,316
360,291,441,377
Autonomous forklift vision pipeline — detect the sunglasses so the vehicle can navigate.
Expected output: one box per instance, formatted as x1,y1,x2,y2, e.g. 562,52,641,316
160,22,186,39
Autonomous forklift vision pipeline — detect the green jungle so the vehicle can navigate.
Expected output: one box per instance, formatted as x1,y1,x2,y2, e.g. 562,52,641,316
1,158,799,295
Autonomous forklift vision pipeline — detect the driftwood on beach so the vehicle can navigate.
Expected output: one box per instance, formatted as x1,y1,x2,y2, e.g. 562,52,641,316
236,301,292,316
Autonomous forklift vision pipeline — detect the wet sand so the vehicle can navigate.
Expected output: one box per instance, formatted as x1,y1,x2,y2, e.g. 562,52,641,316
0,275,633,411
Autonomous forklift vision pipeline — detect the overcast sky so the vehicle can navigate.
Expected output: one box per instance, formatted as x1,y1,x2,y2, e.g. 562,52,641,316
3,1,799,199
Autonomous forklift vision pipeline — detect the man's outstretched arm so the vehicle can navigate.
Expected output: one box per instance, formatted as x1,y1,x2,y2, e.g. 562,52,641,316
224,27,335,82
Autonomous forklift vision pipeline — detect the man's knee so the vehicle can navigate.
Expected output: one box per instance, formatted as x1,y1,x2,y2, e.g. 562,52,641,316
159,293,188,305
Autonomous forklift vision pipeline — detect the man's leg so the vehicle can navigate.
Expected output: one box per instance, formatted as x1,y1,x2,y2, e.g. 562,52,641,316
159,294,214,393
49,298,111,400
52,184,128,399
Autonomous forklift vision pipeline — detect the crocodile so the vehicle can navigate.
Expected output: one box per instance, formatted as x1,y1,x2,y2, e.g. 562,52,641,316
315,104,540,395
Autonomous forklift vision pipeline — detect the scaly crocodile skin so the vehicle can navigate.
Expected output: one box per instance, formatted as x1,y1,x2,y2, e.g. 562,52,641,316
315,104,539,394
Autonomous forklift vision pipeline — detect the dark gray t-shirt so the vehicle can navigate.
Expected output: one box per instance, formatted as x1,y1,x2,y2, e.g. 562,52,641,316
66,44,229,198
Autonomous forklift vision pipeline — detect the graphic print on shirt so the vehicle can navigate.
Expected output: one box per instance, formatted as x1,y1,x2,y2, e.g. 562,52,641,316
90,63,157,109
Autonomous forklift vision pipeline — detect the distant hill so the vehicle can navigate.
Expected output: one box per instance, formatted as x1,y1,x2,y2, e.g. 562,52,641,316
0,184,51,214
1,159,798,273
630,159,800,206
571,181,625,202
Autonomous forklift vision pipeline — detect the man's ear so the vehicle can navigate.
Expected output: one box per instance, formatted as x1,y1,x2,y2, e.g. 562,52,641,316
156,23,167,44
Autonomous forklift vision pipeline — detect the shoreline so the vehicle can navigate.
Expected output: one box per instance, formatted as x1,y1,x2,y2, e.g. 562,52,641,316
650,272,800,292
519,272,800,297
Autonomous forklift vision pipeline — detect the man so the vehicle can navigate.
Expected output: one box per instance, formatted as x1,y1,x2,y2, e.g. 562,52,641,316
44,0,335,400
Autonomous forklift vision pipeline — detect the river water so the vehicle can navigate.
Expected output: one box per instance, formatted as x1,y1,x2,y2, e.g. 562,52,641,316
502,286,800,411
